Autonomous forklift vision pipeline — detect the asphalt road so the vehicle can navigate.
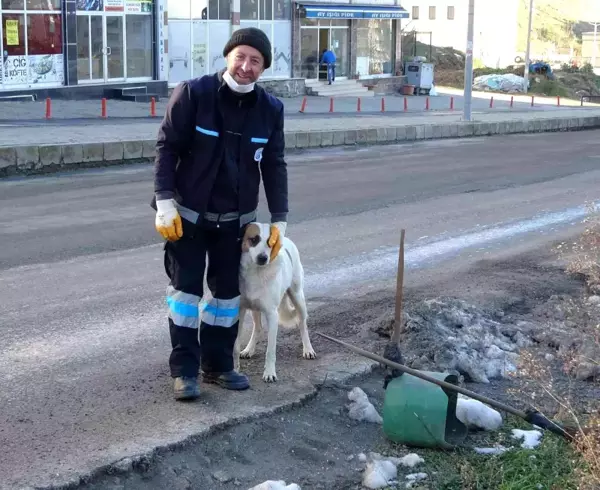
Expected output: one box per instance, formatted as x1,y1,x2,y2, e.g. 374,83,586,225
2,132,600,488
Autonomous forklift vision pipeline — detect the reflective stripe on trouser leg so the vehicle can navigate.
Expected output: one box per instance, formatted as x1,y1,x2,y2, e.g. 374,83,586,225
201,296,240,328
200,296,241,373
166,285,200,329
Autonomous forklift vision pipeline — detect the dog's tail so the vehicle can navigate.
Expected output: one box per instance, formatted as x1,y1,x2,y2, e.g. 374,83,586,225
278,292,299,328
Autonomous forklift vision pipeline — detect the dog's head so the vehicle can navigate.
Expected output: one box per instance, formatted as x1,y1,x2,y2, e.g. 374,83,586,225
242,222,273,267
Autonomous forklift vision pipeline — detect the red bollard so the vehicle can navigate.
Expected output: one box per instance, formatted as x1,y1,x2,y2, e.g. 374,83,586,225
381,97,385,112
101,98,107,118
404,96,408,112
510,96,514,108
299,96,307,113
329,97,334,113
531,96,535,107
489,96,494,108
450,96,454,110
425,97,430,111
150,97,156,117
357,97,361,112
45,97,52,119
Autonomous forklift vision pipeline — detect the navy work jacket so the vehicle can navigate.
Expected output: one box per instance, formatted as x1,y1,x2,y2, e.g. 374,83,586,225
153,71,288,224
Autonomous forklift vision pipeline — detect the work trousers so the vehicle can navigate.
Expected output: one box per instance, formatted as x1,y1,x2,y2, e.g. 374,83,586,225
163,219,243,378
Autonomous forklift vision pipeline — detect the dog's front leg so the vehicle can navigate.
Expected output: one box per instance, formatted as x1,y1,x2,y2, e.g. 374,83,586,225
240,309,261,359
262,309,279,382
234,307,246,373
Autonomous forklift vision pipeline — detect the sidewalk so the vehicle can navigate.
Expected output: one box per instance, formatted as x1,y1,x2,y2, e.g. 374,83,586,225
0,89,592,122
1,107,600,147
1,107,600,176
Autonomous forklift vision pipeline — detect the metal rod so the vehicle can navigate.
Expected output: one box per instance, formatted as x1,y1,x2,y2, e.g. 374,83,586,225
523,0,534,94
392,229,405,343
316,331,527,418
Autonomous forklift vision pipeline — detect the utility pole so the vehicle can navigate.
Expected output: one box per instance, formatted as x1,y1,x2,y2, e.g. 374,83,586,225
523,0,534,93
463,0,475,122
593,22,599,68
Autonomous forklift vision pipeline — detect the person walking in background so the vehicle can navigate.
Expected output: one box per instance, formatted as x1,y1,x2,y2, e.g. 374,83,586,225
320,48,336,85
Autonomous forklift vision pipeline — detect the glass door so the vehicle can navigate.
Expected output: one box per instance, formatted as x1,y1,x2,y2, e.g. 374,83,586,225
76,14,109,83
330,28,349,78
300,28,318,79
105,14,125,81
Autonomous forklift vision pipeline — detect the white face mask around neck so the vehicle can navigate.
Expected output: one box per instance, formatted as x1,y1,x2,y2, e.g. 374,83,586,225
223,70,256,94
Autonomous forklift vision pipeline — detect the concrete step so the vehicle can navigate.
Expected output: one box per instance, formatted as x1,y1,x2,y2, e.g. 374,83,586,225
313,88,374,97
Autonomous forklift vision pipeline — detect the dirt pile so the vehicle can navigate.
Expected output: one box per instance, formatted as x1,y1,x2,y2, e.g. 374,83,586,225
373,294,600,384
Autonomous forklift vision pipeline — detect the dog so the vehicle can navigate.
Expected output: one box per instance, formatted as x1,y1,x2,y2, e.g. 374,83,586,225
235,222,316,382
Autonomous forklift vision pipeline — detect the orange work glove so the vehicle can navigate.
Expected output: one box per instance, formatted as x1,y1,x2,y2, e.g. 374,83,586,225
268,223,286,262
155,199,183,241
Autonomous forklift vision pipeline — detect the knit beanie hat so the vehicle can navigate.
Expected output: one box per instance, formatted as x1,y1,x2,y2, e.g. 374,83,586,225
223,27,272,69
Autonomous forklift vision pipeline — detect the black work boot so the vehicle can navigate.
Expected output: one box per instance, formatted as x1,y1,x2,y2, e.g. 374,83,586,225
173,376,201,400
202,370,250,390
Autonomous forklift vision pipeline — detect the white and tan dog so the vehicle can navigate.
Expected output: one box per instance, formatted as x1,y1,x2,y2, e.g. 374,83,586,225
235,222,316,382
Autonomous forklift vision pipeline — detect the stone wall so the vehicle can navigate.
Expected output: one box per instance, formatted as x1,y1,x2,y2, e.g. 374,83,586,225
259,78,306,98
359,76,407,94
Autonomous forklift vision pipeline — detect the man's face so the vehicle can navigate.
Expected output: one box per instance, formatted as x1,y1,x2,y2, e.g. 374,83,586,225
226,45,265,85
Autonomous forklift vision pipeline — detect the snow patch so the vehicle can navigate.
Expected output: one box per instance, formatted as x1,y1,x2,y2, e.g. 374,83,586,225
362,453,425,489
247,481,301,490
456,396,503,431
398,453,425,468
511,429,543,449
474,446,509,455
405,472,429,488
347,387,383,424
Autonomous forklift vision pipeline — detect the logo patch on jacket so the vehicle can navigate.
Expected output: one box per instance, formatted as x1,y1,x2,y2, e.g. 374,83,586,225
254,148,264,163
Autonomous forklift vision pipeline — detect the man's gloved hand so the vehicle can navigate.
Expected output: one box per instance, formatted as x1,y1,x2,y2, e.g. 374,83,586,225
268,222,287,262
155,199,183,241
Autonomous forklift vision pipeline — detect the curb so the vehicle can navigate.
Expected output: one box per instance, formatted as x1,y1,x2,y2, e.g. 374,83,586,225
1,115,599,178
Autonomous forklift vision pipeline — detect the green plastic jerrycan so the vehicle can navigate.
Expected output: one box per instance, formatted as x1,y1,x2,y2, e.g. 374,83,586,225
382,371,468,449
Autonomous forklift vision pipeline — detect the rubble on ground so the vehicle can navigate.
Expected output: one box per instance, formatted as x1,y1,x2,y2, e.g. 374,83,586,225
473,73,527,93
373,293,600,384
347,387,383,424
373,297,519,383
474,446,509,455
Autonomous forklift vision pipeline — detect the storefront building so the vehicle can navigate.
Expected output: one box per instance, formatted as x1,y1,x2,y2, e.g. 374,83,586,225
167,0,408,90
0,0,406,96
1,0,166,95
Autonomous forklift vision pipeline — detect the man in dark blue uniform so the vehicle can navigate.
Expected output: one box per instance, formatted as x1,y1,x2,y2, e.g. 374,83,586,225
153,27,288,400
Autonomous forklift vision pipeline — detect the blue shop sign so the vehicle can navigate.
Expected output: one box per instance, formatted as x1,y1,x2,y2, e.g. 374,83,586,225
302,3,410,19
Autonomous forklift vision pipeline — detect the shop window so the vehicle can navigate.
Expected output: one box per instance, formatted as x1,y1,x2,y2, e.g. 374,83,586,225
27,14,62,55
272,21,291,76
447,6,455,20
429,6,436,20
240,0,258,20
356,19,393,77
192,0,208,19
411,6,419,20
126,15,152,78
259,0,272,20
1,0,24,8
273,0,290,20
168,0,191,19
192,20,206,76
26,0,61,9
208,0,229,19
2,14,25,56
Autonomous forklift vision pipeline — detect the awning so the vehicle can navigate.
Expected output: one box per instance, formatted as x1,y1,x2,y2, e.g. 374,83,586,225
300,3,409,19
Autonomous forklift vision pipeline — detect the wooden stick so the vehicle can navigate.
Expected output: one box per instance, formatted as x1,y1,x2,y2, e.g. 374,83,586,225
391,229,405,343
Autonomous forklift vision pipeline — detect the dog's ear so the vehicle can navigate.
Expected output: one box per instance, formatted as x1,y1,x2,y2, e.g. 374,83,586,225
242,223,261,252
